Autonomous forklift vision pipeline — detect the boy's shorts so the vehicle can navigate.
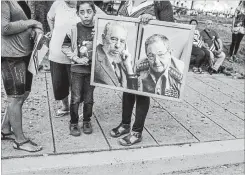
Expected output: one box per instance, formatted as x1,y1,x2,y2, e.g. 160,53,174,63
1,55,33,97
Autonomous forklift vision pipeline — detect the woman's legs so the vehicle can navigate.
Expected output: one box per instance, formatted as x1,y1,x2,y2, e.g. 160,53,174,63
191,46,205,68
132,95,150,133
229,33,238,57
1,56,41,151
118,95,150,146
2,91,30,134
122,92,136,125
234,33,245,56
110,92,135,137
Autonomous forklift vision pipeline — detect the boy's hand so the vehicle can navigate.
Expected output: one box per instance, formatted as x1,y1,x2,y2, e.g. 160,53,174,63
76,57,89,65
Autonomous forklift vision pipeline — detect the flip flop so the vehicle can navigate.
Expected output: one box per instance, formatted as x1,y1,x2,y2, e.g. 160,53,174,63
55,109,70,117
1,131,14,140
13,139,42,153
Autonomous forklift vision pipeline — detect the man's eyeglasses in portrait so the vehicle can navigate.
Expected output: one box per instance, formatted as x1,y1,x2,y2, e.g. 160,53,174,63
147,49,169,62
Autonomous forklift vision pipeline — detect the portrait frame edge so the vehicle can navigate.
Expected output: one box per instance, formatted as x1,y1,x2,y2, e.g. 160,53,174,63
90,81,182,102
91,15,195,102
90,15,141,87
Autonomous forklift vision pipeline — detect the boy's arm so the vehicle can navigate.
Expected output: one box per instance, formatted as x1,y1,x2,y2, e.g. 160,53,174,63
61,32,79,63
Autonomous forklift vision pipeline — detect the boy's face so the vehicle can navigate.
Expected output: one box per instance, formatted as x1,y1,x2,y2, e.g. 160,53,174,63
77,3,95,26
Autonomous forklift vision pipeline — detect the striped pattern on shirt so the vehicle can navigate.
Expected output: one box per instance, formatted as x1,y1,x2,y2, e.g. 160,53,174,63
193,30,203,48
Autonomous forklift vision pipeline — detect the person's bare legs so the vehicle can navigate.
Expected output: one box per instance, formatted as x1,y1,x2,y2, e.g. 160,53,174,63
7,92,41,151
1,110,11,134
1,91,30,134
60,96,69,111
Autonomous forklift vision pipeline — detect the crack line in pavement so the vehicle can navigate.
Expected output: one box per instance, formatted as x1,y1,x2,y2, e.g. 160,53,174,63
212,76,244,94
152,98,200,142
193,76,244,105
184,99,237,139
187,85,244,121
115,91,160,146
44,72,57,153
93,112,112,150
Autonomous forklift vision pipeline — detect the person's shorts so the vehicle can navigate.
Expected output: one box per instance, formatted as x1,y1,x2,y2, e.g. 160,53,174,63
1,55,33,97
50,61,71,100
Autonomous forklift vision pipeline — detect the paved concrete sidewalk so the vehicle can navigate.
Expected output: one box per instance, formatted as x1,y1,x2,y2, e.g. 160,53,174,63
1,72,244,174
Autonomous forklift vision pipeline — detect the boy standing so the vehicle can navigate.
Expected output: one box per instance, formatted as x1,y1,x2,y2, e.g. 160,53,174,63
62,1,96,136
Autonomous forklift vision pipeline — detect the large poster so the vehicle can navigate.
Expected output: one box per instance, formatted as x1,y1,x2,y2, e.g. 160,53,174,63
91,15,195,101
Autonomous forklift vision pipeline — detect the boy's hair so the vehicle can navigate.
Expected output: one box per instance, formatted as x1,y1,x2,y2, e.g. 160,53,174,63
189,19,198,25
76,1,96,13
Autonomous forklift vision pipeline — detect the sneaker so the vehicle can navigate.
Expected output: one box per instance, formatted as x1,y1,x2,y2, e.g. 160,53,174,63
110,123,130,138
83,121,93,134
119,131,142,146
69,123,81,137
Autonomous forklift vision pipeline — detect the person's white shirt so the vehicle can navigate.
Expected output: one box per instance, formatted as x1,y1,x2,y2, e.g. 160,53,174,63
127,0,153,16
48,1,107,64
48,0,80,64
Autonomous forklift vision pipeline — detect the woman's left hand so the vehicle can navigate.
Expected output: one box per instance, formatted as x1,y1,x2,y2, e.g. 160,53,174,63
32,28,44,42
140,14,154,24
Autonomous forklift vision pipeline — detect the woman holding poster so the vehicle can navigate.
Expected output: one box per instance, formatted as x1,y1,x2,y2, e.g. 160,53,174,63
110,0,174,146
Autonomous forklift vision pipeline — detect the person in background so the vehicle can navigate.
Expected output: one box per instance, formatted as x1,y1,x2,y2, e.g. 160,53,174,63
47,0,79,117
154,1,174,22
62,1,96,136
110,0,174,146
200,20,226,74
47,0,106,118
229,1,245,62
1,1,43,152
189,19,210,73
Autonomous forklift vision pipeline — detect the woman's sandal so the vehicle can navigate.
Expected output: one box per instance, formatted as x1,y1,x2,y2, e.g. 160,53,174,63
110,123,130,138
13,139,42,152
1,131,14,140
119,132,142,146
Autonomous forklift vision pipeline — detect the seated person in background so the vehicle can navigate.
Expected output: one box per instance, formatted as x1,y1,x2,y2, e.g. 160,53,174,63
200,20,226,74
189,19,206,74
94,21,136,89
137,34,184,98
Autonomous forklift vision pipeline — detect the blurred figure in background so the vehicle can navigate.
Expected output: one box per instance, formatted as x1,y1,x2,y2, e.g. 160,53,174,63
200,20,226,74
189,19,206,73
229,1,245,62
